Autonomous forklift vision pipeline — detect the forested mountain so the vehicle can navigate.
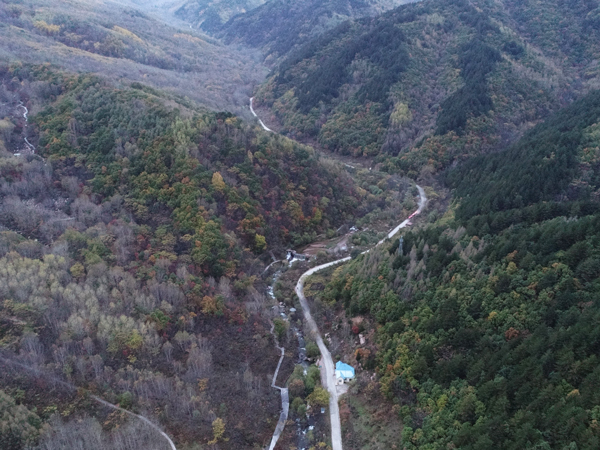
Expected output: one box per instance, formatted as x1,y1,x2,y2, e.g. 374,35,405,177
0,63,380,448
317,90,600,449
175,0,267,33
216,0,416,63
448,90,600,220
0,0,266,110
254,0,600,175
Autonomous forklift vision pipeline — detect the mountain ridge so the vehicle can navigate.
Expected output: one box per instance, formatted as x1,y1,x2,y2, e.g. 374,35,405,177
253,0,599,176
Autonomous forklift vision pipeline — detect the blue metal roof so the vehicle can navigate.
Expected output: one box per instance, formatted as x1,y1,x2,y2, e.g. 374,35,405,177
335,361,355,378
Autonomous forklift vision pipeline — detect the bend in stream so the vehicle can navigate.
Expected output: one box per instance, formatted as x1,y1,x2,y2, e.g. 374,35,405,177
17,100,35,154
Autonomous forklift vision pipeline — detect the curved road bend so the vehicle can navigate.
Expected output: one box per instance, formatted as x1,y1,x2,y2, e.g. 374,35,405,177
295,186,427,450
0,353,177,450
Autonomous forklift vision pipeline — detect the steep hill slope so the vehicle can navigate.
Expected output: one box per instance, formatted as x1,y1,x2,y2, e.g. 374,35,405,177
175,0,266,33
254,0,600,175
448,90,600,220
0,64,376,449
319,90,600,449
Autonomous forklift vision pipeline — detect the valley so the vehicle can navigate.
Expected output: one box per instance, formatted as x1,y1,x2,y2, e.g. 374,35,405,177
294,184,427,450
251,98,427,449
1,0,600,449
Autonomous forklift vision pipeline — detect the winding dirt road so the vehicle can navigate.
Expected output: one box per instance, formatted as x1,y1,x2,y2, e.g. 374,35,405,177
18,101,35,154
295,186,427,450
250,97,273,132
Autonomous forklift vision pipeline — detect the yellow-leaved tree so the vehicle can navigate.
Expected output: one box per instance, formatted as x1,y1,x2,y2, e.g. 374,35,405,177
308,386,329,408
255,234,267,251
208,417,227,444
212,172,226,191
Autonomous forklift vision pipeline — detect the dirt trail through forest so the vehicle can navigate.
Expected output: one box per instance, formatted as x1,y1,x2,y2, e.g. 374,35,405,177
0,353,177,449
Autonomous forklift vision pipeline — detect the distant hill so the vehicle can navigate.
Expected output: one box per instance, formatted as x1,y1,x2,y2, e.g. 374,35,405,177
0,0,267,111
217,0,416,63
253,0,600,175
175,0,267,33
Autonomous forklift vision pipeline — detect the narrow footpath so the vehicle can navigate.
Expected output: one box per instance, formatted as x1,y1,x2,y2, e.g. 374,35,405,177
92,396,177,450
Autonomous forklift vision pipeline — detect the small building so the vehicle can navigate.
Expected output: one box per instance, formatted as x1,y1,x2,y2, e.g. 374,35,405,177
286,249,310,262
335,361,355,384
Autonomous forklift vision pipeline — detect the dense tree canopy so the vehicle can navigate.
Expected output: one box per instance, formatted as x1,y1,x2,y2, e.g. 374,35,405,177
321,89,600,449
30,69,363,278
256,0,599,174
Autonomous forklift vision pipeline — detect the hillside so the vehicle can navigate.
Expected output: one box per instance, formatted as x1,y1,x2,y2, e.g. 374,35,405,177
316,89,600,449
448,90,600,221
217,0,416,63
0,64,382,449
0,0,266,111
254,0,600,175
